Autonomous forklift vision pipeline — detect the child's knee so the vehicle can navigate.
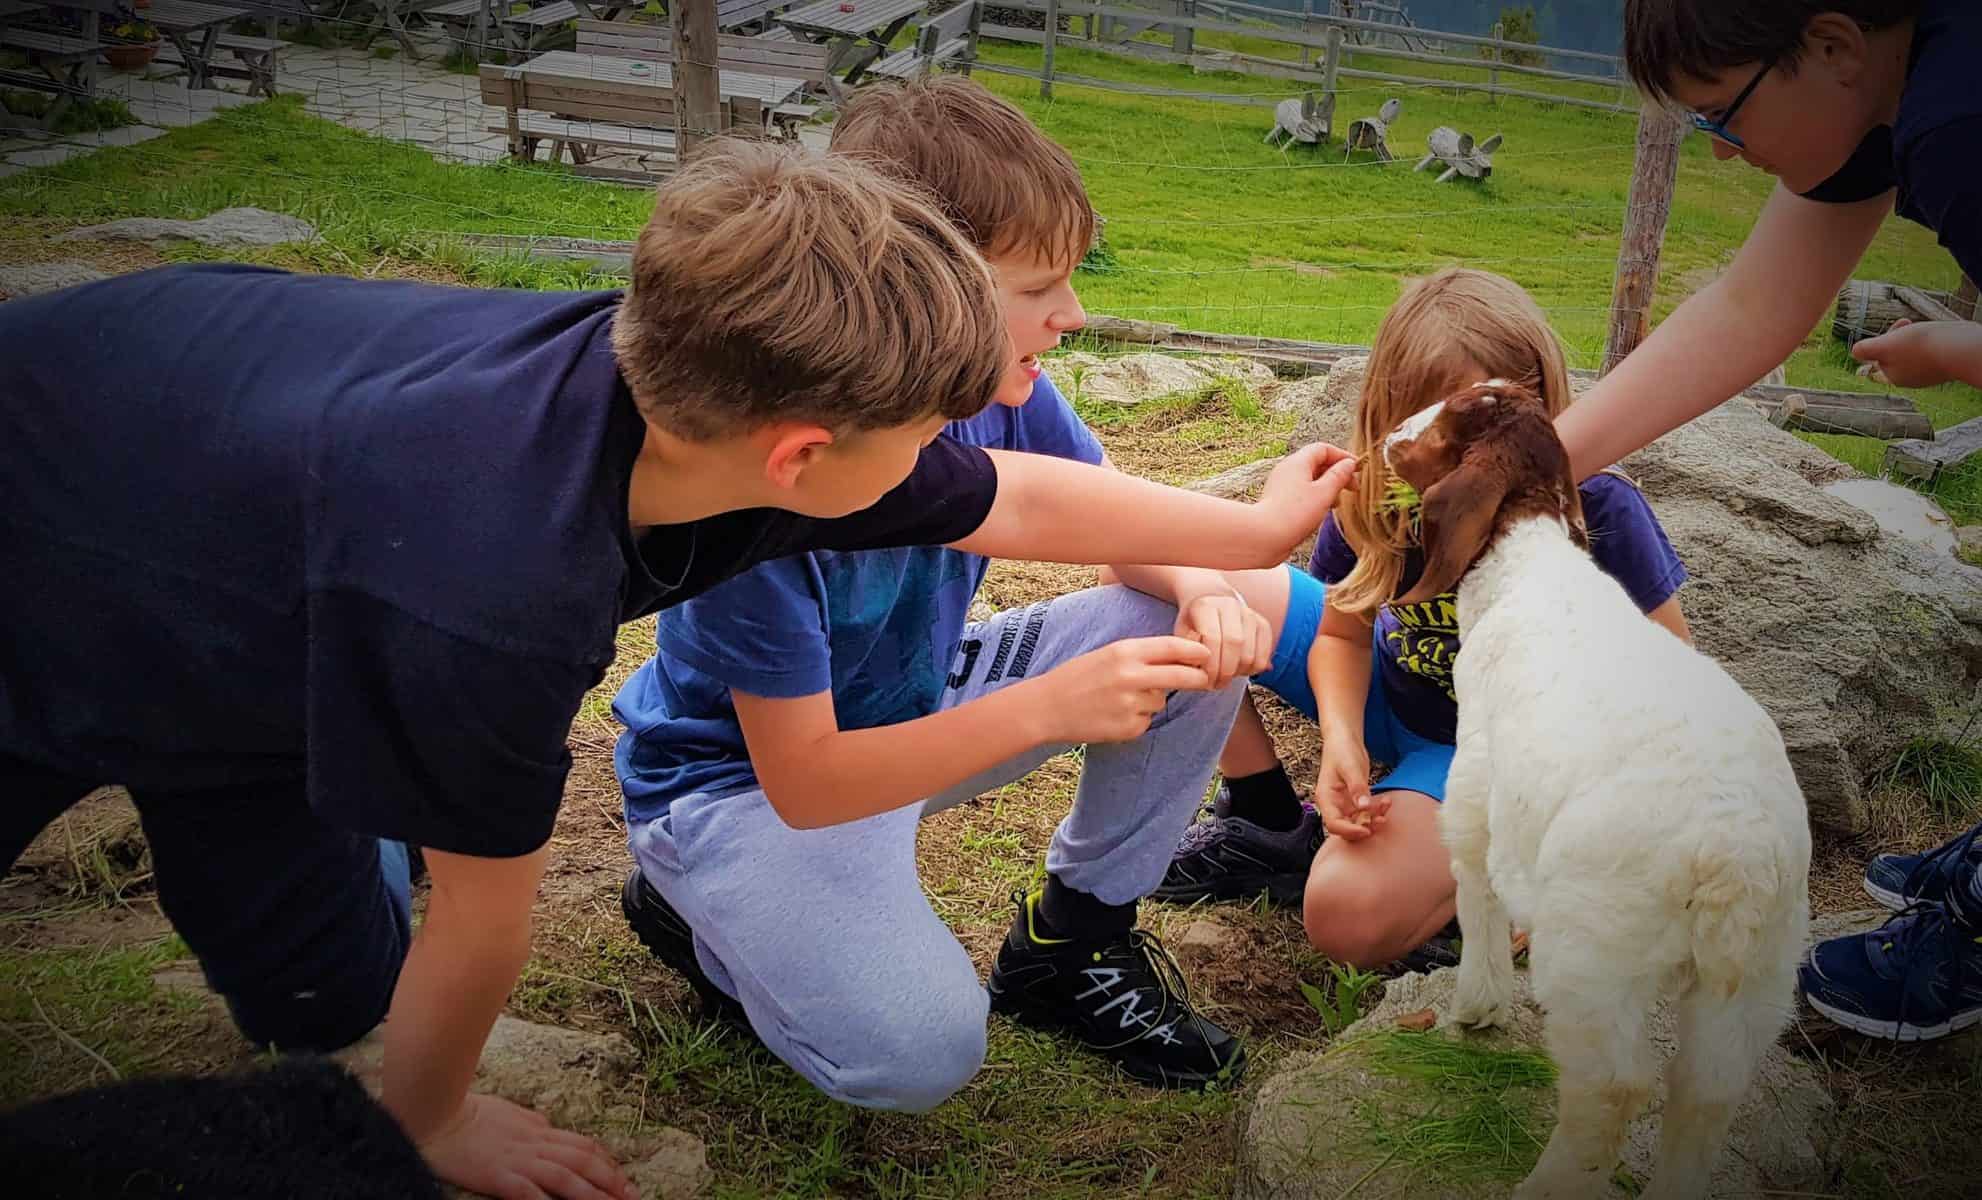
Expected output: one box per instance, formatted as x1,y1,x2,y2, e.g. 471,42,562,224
809,992,988,1112
1302,872,1414,969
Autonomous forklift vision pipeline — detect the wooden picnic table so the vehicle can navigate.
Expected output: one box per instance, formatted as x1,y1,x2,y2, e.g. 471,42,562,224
775,0,922,86
145,0,251,89
511,49,805,110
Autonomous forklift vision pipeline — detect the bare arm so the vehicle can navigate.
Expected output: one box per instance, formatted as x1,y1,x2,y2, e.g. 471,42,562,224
387,848,634,1200
1557,186,1893,480
737,635,1213,829
1308,600,1381,840
954,444,1356,569
1647,595,1691,644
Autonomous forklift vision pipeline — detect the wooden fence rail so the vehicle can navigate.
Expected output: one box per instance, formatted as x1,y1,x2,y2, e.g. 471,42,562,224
984,0,1634,112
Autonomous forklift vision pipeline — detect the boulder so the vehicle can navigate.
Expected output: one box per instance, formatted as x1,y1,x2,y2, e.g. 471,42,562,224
0,261,109,300
56,207,317,248
1614,399,1982,830
1284,356,1363,451
1821,477,1958,556
1041,351,1275,408
1237,967,1835,1200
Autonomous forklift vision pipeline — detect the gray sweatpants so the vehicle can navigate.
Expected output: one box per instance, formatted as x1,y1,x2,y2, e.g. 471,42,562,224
627,585,1245,1112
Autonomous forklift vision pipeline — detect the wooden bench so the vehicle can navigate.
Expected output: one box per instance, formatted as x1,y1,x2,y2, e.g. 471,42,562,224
574,17,829,128
427,0,637,61
153,31,287,96
479,54,775,183
0,27,104,118
859,1,979,81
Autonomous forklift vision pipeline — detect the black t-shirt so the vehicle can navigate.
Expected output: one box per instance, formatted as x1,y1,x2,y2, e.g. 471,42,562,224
0,264,996,855
1800,0,1981,281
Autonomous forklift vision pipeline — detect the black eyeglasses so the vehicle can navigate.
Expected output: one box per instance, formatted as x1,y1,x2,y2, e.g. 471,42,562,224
1687,60,1773,149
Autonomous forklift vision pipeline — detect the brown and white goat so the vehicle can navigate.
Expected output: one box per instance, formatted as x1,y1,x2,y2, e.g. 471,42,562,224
1386,382,1810,1200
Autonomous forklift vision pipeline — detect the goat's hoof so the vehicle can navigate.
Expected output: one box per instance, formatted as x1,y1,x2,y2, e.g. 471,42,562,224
1449,979,1512,1030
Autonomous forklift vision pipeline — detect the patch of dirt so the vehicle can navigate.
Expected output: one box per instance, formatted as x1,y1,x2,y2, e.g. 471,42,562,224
0,219,167,276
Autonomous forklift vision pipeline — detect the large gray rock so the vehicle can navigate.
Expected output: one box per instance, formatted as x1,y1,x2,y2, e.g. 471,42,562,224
1286,356,1364,451
0,261,109,299
57,206,317,248
1238,967,1835,1200
1615,399,1982,831
1040,351,1274,408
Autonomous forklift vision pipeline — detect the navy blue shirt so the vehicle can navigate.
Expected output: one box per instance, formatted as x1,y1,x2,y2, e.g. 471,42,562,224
1309,474,1688,744
614,373,1103,818
0,265,997,856
1800,0,1981,281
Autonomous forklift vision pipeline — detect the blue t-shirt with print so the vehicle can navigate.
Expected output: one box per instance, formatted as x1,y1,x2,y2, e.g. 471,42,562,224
1308,473,1688,744
615,374,1104,821
1799,0,1980,281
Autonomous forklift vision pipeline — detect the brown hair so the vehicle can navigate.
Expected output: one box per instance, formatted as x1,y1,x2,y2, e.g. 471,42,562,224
829,74,1095,267
1623,0,1920,105
1331,269,1575,616
613,137,1007,440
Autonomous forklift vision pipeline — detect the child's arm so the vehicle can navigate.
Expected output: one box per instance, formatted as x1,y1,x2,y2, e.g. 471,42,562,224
1556,187,1891,480
1851,319,1982,390
1309,600,1383,842
735,635,1214,829
954,442,1356,571
387,848,635,1200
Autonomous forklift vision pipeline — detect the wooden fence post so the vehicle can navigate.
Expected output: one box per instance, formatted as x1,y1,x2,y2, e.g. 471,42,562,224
1486,20,1499,105
1603,106,1686,375
1173,0,1194,55
1321,23,1342,107
1041,0,1057,99
672,0,722,163
1299,0,1313,67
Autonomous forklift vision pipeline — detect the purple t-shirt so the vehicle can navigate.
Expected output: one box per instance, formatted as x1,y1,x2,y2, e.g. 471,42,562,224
1309,473,1688,743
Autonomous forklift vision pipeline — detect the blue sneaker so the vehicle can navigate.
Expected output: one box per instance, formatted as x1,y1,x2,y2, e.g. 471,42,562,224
1863,822,1982,911
1799,897,1982,1042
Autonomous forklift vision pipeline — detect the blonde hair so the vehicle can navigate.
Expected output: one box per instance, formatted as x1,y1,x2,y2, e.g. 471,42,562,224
613,137,1007,440
1332,269,1576,615
829,74,1095,268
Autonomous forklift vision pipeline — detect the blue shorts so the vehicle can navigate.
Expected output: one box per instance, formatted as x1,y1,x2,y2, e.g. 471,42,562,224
1251,565,1455,802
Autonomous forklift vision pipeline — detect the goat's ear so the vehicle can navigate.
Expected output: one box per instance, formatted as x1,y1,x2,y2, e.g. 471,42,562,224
1394,458,1509,607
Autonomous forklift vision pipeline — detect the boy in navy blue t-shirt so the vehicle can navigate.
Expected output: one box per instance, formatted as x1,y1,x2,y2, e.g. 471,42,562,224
0,141,1357,1195
1560,1,1981,1043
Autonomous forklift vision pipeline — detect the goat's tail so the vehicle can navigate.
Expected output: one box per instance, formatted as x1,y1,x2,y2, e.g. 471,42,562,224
1686,839,1798,1000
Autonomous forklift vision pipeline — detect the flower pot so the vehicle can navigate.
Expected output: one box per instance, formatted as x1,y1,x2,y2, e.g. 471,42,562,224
105,40,159,72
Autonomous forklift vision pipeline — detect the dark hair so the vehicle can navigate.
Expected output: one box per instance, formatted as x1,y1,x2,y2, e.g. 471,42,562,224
1623,0,1920,104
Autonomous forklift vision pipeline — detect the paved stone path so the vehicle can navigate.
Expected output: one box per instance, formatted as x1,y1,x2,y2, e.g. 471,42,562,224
2,30,824,182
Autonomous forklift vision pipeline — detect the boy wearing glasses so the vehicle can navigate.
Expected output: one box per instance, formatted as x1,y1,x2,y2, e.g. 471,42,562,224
1558,0,1980,1045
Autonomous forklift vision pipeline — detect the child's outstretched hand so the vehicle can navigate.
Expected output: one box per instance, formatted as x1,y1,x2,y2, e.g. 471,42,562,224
1315,737,1388,841
1852,318,1982,389
1255,442,1360,563
1034,636,1213,745
1175,589,1274,690
421,1092,635,1200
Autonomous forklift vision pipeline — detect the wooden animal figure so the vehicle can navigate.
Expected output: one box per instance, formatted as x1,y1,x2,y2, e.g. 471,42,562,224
1415,126,1503,181
1343,96,1401,161
1264,92,1334,149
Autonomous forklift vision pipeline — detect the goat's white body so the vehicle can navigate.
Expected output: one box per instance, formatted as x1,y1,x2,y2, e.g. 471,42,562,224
1443,518,1810,1200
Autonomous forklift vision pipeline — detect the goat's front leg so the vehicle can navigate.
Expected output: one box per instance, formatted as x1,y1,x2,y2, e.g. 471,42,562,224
1443,740,1513,1029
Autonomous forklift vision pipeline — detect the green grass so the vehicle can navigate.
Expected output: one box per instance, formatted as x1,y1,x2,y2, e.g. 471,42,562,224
1883,737,1982,823
0,937,214,1104
1343,1030,1558,1184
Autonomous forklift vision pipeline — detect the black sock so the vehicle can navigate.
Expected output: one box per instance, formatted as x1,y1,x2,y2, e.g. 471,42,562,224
1035,874,1136,943
1222,765,1303,832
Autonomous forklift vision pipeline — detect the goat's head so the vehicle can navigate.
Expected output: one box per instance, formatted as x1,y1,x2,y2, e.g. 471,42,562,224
1385,379,1586,607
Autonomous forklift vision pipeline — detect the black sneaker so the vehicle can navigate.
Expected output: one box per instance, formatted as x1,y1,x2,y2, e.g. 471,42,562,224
986,890,1246,1090
1152,786,1322,906
620,868,753,1034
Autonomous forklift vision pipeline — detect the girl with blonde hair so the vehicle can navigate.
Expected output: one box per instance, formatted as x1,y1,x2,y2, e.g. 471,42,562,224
1156,269,1694,970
